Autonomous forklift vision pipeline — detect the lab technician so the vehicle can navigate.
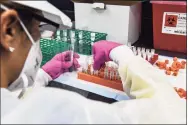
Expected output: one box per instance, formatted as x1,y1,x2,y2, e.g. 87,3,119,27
1,1,186,124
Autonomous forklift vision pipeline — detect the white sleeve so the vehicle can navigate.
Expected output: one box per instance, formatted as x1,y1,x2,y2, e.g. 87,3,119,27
1,87,186,124
33,68,52,87
1,46,186,124
1,89,21,117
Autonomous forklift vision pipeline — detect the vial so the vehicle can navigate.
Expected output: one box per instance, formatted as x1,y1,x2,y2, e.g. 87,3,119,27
146,49,150,55
79,31,83,39
151,49,155,56
57,30,60,36
142,52,147,60
79,40,84,53
127,42,132,48
110,71,114,81
63,37,67,42
70,31,75,38
137,47,141,53
63,30,67,37
141,47,145,54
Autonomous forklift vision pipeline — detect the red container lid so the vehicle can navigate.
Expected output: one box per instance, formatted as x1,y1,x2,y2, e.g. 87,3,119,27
151,1,186,6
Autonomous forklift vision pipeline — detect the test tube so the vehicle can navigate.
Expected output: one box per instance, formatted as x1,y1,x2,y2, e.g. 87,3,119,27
132,46,137,55
90,33,96,42
142,52,147,60
111,71,114,80
63,37,67,42
85,57,89,74
127,42,132,48
63,30,67,37
69,38,75,72
79,31,83,39
137,51,142,58
147,53,152,62
57,30,60,35
91,32,96,38
70,30,75,38
90,65,94,75
141,47,145,54
79,40,84,53
146,49,150,55
137,47,141,53
151,49,155,56
94,70,98,76
104,67,108,79
57,36,61,40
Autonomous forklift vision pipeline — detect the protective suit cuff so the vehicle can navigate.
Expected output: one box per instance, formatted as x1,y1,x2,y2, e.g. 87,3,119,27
109,45,135,66
35,69,52,86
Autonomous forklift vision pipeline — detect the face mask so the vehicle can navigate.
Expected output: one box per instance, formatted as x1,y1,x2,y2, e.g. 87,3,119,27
1,4,43,94
8,40,42,92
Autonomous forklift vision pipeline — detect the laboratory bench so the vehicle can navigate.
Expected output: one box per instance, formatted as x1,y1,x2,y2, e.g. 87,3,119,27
133,39,187,59
47,49,187,103
41,25,187,104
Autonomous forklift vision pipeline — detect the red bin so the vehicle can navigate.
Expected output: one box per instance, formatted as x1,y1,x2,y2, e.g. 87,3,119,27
151,1,186,53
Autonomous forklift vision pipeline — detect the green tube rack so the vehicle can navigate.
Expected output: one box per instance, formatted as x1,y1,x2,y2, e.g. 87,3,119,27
40,38,70,66
54,29,107,55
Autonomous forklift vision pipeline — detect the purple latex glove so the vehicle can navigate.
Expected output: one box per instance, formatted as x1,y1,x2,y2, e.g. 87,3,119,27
93,40,122,70
42,51,80,79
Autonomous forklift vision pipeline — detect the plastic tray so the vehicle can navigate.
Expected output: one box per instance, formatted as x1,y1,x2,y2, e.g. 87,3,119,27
54,29,107,55
40,38,70,66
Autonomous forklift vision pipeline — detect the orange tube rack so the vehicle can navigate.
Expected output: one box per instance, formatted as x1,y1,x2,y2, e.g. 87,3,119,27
78,72,123,91
77,64,124,91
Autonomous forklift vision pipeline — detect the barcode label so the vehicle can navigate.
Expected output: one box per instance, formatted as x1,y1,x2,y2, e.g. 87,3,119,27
174,30,186,34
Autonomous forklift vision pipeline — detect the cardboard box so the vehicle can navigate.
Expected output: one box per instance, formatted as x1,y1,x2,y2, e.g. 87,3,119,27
73,0,142,45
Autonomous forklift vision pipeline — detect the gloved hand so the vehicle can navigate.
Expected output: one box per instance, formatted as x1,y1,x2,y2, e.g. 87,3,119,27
42,51,80,79
92,40,122,70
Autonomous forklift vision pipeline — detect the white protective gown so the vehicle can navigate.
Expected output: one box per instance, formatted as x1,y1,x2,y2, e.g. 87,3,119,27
1,45,186,124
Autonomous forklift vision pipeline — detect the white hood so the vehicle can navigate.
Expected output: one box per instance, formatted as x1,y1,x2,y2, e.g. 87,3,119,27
14,1,72,28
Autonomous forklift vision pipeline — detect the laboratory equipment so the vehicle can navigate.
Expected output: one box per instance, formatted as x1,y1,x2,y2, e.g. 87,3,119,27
68,38,76,72
54,29,107,55
131,46,159,65
78,31,83,39
78,61,123,91
40,38,70,66
70,30,76,38
90,32,96,42
127,42,132,48
137,47,141,53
